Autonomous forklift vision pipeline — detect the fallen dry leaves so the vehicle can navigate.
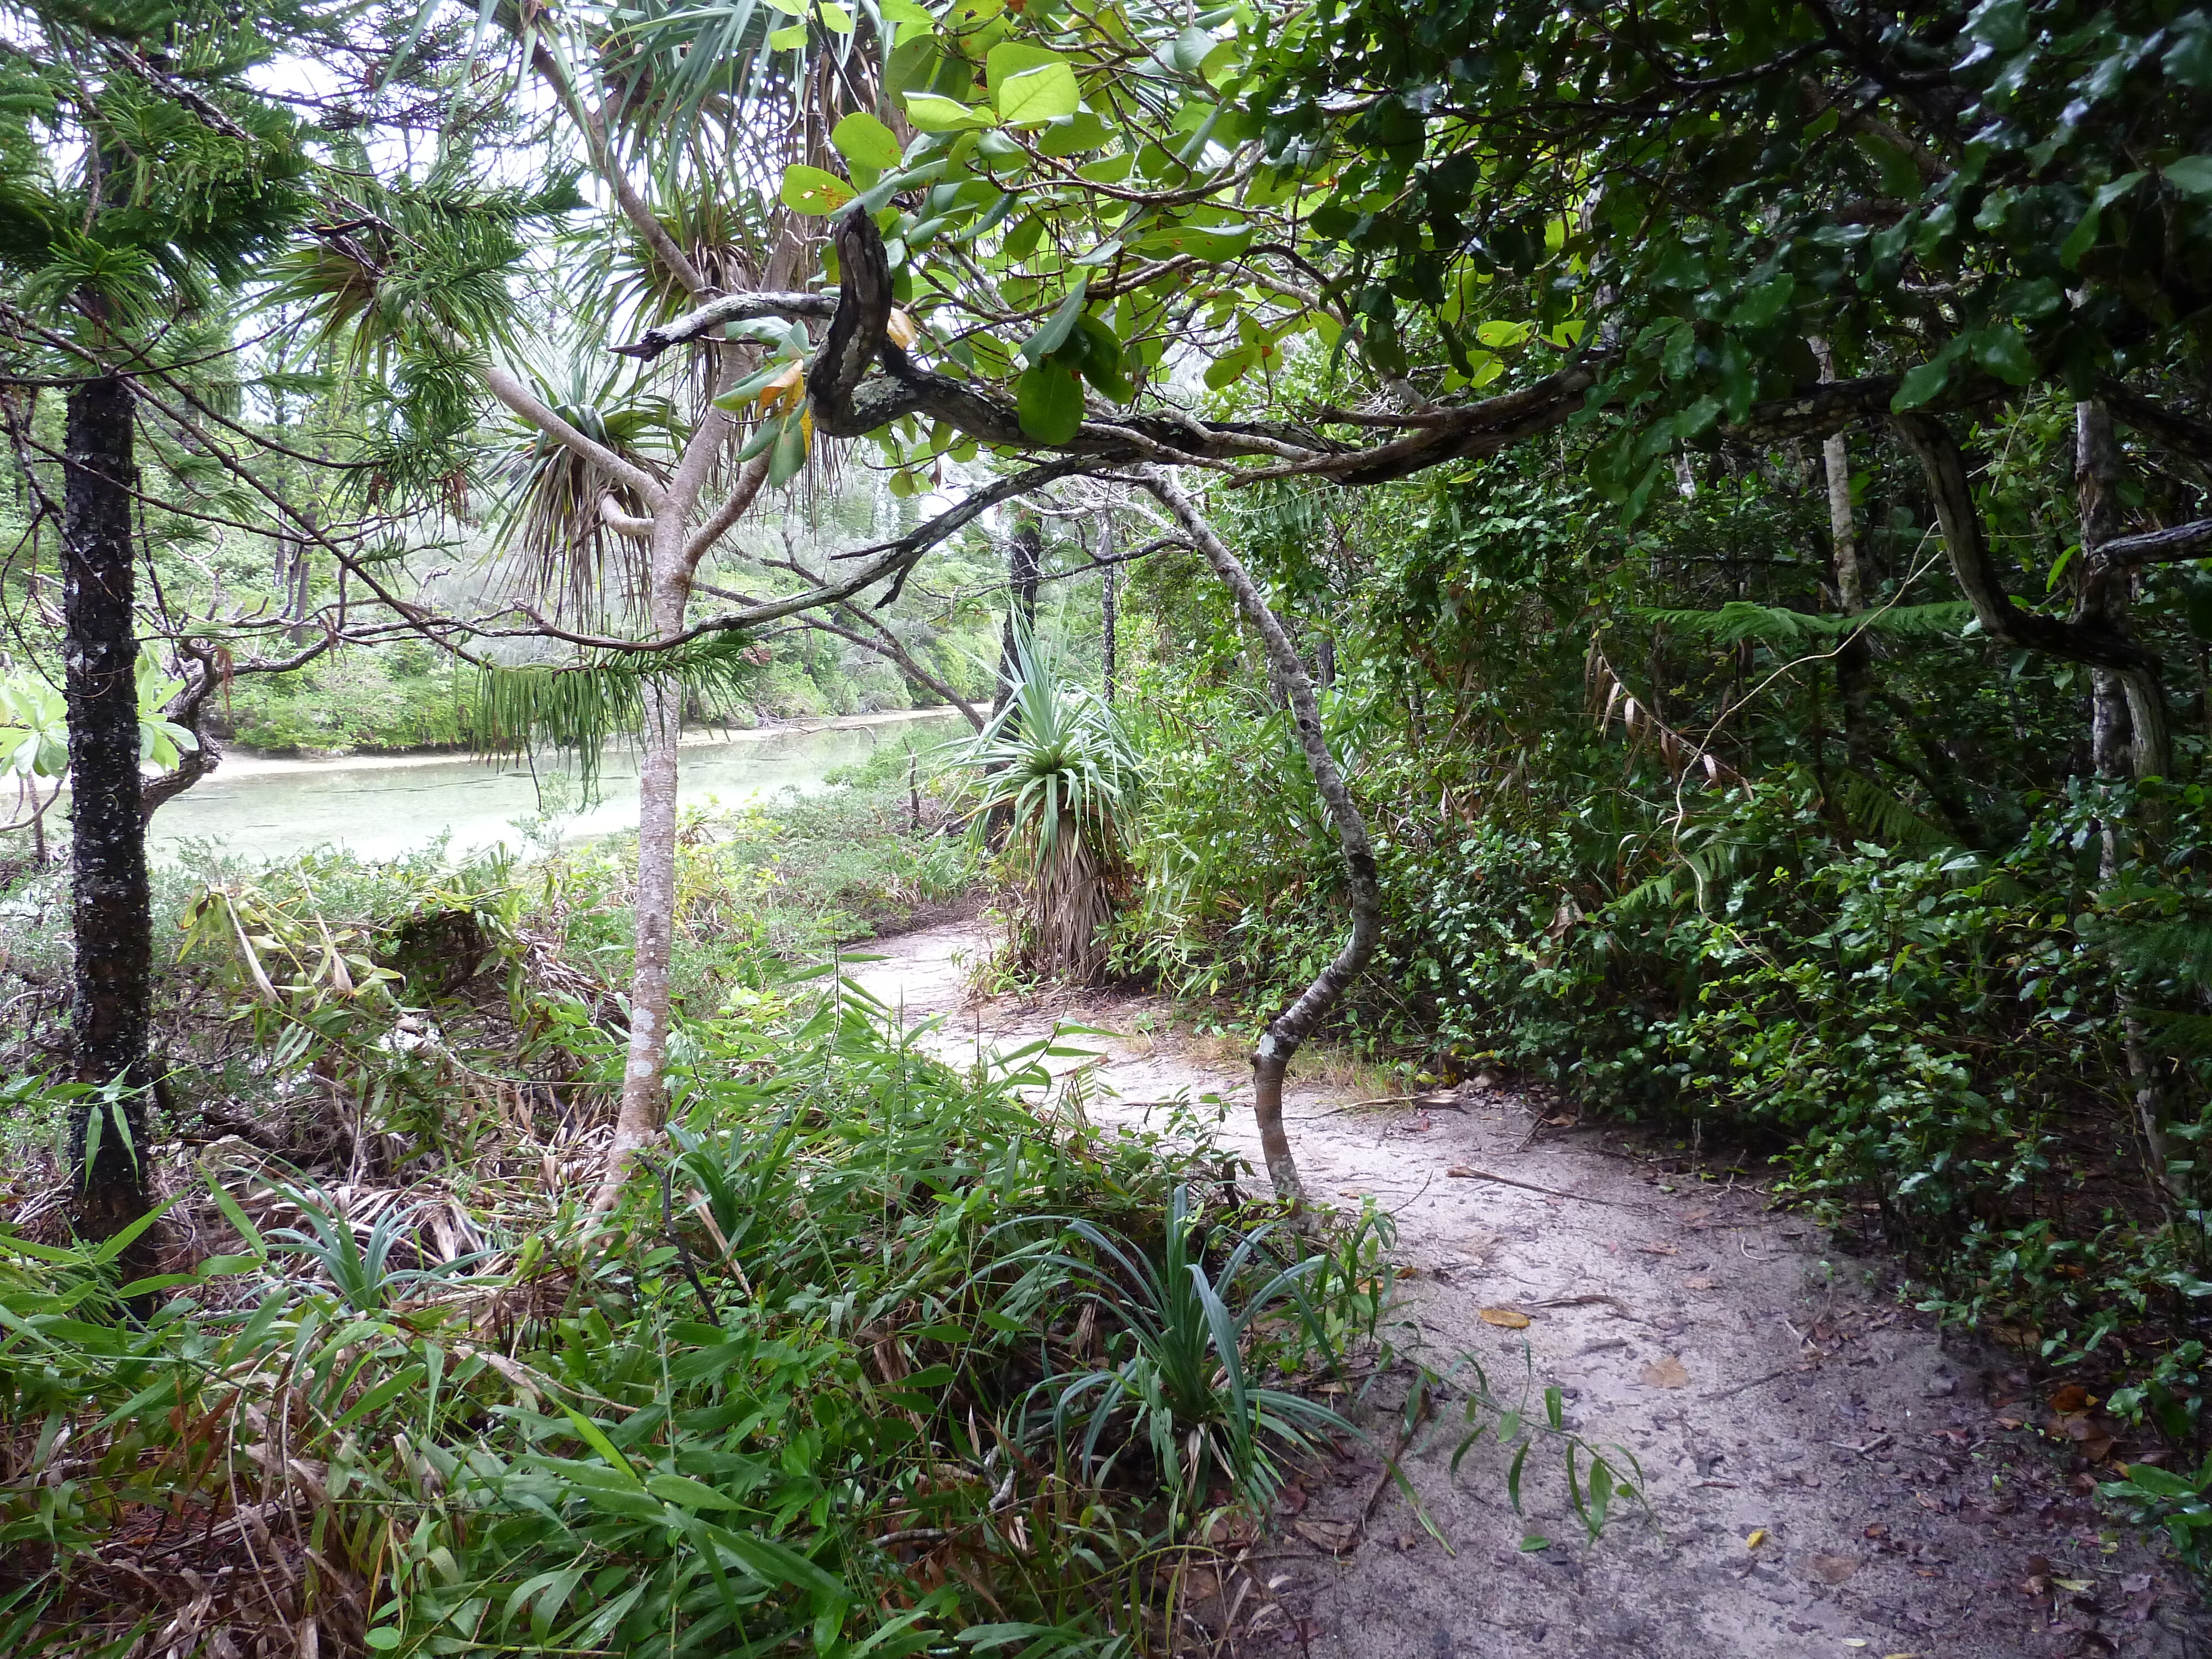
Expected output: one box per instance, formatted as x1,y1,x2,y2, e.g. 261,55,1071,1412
1293,1519,1359,1554
1807,1553,1861,1585
1479,1307,1533,1329
1639,1355,1690,1388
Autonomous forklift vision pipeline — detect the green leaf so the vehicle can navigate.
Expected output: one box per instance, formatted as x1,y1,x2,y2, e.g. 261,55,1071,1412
713,363,797,412
780,165,855,216
1891,357,1954,411
646,1472,746,1511
557,1403,642,1486
1036,109,1110,157
95,1195,180,1265
1020,275,1090,363
1203,345,1257,389
1070,313,1130,401
1130,222,1254,262
2165,157,2212,197
818,2,854,32
832,112,905,178
768,23,807,48
878,0,935,22
704,1522,848,1598
904,92,991,132
1970,322,2036,385
988,45,1081,127
768,418,810,487
1015,361,1084,444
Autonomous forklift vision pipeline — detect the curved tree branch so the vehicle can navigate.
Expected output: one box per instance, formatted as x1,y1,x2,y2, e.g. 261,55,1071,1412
1136,468,1382,1211
611,292,838,361
776,207,2018,491
1891,411,2157,676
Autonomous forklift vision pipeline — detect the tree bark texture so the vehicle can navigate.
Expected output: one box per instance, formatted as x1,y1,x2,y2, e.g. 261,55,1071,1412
1811,340,1876,779
1140,471,1381,1209
591,404,769,1212
1102,544,1120,707
601,536,689,1207
992,512,1042,723
2076,400,2179,1197
62,375,155,1244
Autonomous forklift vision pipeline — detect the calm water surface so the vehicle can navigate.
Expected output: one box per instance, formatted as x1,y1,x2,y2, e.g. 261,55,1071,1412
142,711,963,866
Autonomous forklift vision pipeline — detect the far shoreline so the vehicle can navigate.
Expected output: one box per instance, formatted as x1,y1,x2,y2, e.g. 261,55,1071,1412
194,705,977,782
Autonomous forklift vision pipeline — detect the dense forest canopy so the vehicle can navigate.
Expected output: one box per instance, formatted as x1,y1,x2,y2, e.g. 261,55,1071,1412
9,0,2212,1651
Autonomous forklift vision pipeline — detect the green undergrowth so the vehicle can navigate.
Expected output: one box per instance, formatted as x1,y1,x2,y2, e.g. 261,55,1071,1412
0,963,1388,1657
527,757,981,1020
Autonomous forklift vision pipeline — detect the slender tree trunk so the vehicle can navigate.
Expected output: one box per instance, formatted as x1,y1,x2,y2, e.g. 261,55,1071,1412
985,511,1044,840
1101,518,1119,707
602,541,688,1204
1812,341,1877,780
992,511,1042,721
1142,472,1381,1211
2077,399,2178,1197
61,374,155,1249
287,506,317,644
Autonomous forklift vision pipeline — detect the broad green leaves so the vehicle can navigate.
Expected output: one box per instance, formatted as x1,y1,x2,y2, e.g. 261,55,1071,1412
987,44,1080,127
1016,361,1083,444
779,165,854,216
831,112,903,184
903,92,992,132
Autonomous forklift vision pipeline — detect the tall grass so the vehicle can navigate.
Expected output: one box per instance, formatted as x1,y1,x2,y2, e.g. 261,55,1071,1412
0,927,1389,1656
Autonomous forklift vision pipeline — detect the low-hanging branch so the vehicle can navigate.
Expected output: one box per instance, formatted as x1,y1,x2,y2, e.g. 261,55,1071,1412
648,206,2041,492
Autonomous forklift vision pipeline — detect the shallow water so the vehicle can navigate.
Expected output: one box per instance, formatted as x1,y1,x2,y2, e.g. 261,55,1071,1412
135,710,963,867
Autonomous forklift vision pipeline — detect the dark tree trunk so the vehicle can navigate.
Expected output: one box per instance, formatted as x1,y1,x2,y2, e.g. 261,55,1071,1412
986,512,1044,839
61,374,155,1248
992,511,1043,721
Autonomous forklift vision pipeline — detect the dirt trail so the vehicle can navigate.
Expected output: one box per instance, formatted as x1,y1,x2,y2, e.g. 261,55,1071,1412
848,920,2209,1657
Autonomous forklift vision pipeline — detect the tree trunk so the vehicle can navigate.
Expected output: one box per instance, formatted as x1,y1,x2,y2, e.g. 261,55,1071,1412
1812,340,1876,779
992,510,1043,722
600,538,689,1208
2077,399,2178,1198
1142,472,1381,1211
1101,520,1119,707
61,374,156,1250
986,510,1044,839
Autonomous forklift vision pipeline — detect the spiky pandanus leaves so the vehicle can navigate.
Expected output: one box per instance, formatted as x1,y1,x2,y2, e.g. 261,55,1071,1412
493,356,678,618
471,634,764,795
963,635,1139,983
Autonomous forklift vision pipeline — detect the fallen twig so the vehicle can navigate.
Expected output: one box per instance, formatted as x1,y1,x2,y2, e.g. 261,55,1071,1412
1444,1166,1627,1208
1703,1363,1812,1401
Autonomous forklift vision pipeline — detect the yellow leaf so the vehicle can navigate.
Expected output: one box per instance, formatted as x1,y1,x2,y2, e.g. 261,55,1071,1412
886,308,921,349
1478,1307,1531,1329
757,362,804,413
1746,1528,1768,1549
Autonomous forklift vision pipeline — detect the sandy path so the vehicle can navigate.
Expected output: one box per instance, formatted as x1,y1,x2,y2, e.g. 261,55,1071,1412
848,920,2209,1657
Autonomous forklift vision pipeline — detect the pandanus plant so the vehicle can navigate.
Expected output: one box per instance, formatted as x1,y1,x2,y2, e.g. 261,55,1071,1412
963,635,1140,984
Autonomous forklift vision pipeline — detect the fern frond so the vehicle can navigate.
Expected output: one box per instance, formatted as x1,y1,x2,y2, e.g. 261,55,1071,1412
1836,773,1957,853
1635,601,1973,645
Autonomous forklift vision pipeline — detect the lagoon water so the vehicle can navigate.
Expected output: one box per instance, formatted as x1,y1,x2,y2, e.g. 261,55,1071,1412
135,709,965,867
